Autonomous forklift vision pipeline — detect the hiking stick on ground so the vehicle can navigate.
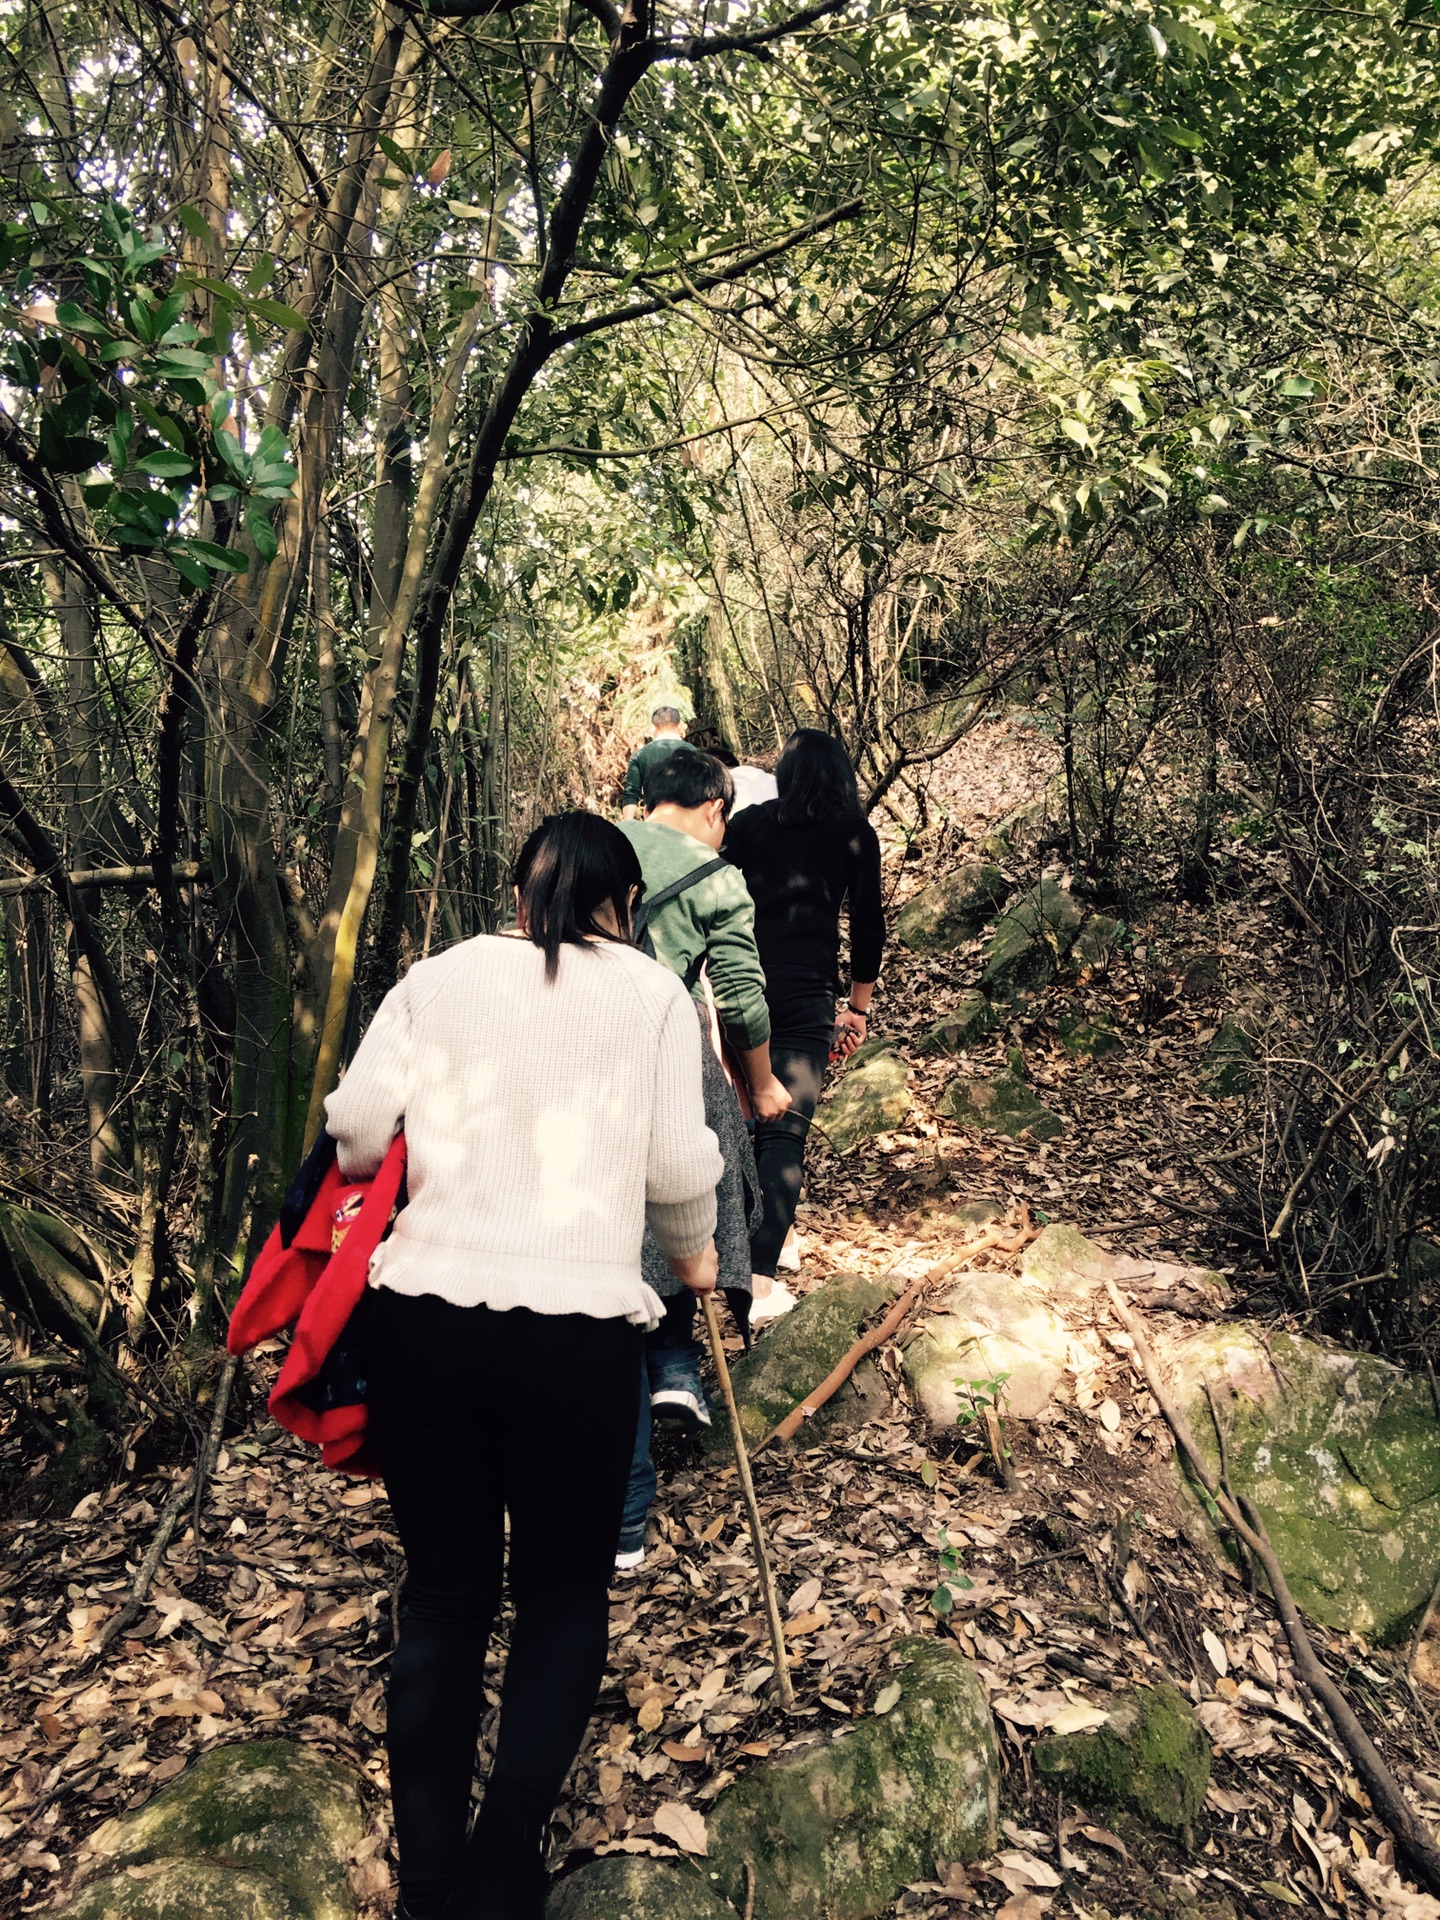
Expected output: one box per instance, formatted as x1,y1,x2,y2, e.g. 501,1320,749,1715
700,1291,795,1713
755,1206,1037,1455
1104,1278,1440,1898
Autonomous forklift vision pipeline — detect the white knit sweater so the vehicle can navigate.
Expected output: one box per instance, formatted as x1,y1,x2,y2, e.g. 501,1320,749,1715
324,934,723,1327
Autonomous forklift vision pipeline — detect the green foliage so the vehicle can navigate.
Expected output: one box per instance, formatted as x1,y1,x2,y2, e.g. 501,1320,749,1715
1,201,296,589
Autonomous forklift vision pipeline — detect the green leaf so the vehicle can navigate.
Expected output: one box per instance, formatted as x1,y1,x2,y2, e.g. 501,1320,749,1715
1280,375,1315,397
171,551,212,590
54,302,113,340
137,450,195,479
248,296,308,331
178,536,248,573
246,252,276,294
156,348,213,373
378,134,413,172
175,204,214,246
1258,1884,1303,1907
247,503,279,561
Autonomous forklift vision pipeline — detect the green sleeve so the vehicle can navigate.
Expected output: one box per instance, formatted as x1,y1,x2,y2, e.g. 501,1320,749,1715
621,747,646,807
703,873,771,1049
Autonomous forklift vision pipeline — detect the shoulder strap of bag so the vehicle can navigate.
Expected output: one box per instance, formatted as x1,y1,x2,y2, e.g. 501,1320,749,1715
633,855,728,942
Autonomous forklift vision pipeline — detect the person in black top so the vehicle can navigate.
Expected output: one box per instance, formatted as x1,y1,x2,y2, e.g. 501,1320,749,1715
724,730,885,1292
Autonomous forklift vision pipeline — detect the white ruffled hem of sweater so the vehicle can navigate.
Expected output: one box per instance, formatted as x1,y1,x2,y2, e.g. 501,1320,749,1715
366,1243,664,1330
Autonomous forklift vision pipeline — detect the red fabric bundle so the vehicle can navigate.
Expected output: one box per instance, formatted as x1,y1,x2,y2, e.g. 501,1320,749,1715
227,1134,407,1477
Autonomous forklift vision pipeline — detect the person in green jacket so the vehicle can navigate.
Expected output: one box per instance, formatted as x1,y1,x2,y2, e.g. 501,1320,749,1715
616,745,790,1568
620,705,687,817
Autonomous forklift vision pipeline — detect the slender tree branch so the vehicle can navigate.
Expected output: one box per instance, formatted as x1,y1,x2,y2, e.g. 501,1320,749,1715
656,0,851,61
551,197,862,345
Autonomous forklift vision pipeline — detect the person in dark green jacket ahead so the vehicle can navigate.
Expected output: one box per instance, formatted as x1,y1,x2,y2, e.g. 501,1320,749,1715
615,746,790,1569
620,705,687,817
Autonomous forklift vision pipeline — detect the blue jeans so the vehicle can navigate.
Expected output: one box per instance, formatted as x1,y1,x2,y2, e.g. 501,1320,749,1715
618,1292,750,1556
619,1297,699,1553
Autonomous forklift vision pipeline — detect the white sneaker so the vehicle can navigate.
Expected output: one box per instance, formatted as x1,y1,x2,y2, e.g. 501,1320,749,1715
650,1386,713,1431
614,1546,646,1573
777,1230,802,1273
748,1278,797,1327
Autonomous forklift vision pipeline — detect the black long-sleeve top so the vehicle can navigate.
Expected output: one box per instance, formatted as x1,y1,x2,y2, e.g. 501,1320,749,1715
724,801,886,1006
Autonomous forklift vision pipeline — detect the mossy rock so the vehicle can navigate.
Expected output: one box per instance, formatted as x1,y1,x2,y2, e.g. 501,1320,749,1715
1199,1018,1253,1097
1069,914,1124,976
1058,1012,1122,1058
702,1274,893,1454
707,1639,998,1920
937,1072,1063,1142
547,1855,739,1919
1034,1683,1210,1833
979,881,1085,1002
815,1050,911,1154
63,1740,365,1920
895,864,1008,952
918,994,997,1055
1162,1325,1440,1642
903,1271,1070,1422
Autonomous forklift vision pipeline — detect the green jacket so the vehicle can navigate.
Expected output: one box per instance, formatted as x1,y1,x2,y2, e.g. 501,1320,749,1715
619,820,771,1049
621,735,686,808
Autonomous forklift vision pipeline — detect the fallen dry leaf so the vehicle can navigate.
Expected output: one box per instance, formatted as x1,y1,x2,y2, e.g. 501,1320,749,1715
651,1801,707,1855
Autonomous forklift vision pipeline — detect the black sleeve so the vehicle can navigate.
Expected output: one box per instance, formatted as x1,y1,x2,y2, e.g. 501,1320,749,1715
846,818,886,983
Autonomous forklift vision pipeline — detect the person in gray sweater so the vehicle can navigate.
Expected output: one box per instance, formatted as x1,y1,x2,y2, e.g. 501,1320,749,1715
325,813,720,1920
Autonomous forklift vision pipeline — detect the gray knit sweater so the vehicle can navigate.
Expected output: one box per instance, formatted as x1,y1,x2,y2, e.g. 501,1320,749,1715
324,935,723,1328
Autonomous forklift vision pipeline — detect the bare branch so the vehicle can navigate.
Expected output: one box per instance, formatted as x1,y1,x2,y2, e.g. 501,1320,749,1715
551,196,862,346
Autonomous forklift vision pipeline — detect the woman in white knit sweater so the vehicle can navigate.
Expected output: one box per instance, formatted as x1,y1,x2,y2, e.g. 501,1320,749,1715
324,813,722,1920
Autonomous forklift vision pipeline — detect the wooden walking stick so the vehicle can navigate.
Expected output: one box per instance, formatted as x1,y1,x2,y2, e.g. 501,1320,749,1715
700,1291,796,1713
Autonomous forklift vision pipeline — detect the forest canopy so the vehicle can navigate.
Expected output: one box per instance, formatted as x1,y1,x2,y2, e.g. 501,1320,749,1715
3,0,1440,1380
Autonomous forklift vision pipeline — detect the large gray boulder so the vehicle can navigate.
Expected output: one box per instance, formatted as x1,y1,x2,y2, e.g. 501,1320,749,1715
1162,1326,1440,1643
979,880,1084,1001
895,863,1007,952
904,1270,1072,1423
814,1050,911,1154
707,1639,998,1920
61,1741,365,1920
702,1274,893,1454
548,1855,738,1919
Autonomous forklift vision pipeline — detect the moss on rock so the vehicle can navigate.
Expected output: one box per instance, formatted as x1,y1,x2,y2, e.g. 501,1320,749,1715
979,880,1085,1002
814,1050,911,1154
1058,1012,1122,1058
918,994,997,1055
1162,1326,1440,1642
546,1855,739,1918
895,864,1008,952
63,1740,364,1920
707,1638,998,1920
937,1072,1063,1142
703,1275,894,1454
1199,1019,1253,1097
1034,1683,1210,1832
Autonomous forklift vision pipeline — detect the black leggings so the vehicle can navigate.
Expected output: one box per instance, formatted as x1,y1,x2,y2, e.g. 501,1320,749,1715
750,1008,832,1276
366,1287,641,1913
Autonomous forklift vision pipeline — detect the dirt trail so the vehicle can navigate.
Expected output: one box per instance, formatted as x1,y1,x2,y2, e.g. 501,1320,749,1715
3,720,1439,1919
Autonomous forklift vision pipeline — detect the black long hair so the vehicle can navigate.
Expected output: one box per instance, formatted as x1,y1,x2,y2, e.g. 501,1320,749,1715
775,729,861,826
512,812,643,981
